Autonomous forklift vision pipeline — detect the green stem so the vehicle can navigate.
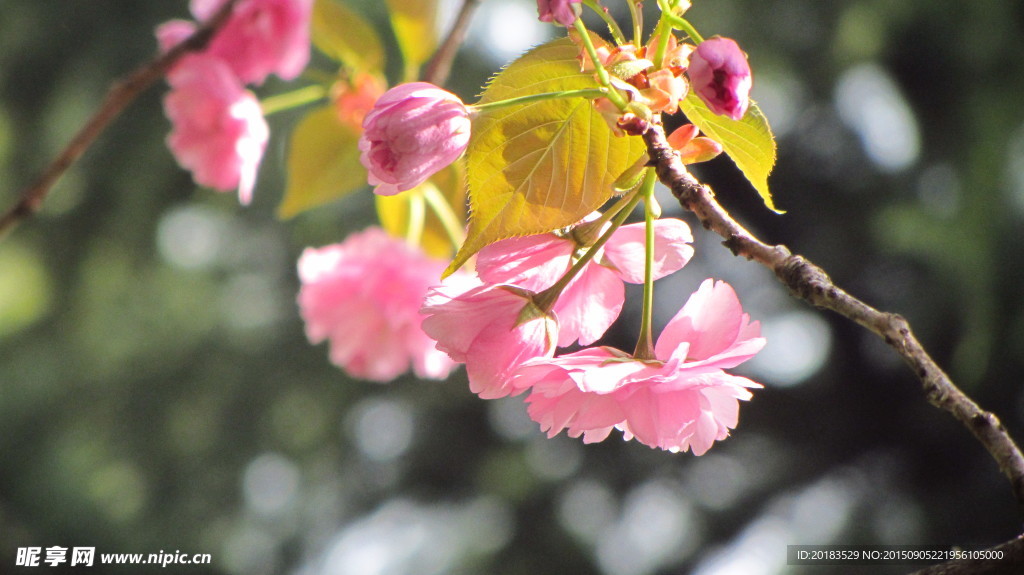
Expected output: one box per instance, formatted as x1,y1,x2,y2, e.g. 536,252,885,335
656,0,705,43
260,84,328,116
421,181,467,249
585,188,641,238
651,15,673,69
406,187,426,246
572,18,630,111
632,169,659,361
626,0,643,47
581,0,627,45
534,188,643,312
470,88,608,114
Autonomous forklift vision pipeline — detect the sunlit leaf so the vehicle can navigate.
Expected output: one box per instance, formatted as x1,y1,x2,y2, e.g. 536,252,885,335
680,91,780,212
384,0,439,75
446,36,647,276
376,163,467,259
312,0,384,72
278,105,366,219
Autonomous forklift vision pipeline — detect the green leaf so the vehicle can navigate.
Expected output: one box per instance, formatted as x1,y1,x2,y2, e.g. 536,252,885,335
384,0,438,76
376,163,466,260
312,0,384,72
278,105,367,219
446,36,647,276
679,91,780,212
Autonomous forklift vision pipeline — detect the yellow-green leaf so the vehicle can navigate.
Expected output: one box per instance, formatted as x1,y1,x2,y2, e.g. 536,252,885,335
312,0,384,72
384,0,438,76
376,163,467,259
278,105,367,219
680,91,780,212
446,36,647,276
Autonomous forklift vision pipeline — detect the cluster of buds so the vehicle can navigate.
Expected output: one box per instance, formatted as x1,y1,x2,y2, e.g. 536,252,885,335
577,30,753,138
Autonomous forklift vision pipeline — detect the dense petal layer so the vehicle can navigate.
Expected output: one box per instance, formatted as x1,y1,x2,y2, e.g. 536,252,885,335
163,54,268,204
297,228,463,382
421,285,557,398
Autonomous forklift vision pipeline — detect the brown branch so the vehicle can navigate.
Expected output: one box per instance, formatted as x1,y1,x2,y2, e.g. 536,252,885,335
910,536,1024,575
641,120,1024,516
422,0,483,86
0,0,241,241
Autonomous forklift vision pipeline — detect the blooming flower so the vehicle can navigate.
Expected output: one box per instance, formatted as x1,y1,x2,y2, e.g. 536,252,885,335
513,279,765,454
163,54,269,204
687,37,752,121
297,227,466,383
421,284,558,399
188,0,313,85
537,0,582,27
359,82,471,197
476,217,694,347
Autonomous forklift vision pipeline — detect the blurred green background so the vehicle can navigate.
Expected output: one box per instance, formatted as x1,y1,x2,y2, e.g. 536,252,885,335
2,0,1023,573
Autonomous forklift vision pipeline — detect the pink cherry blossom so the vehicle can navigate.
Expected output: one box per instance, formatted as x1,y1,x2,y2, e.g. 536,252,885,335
537,0,582,27
687,37,752,121
513,279,765,454
163,54,269,204
420,284,558,399
359,82,471,196
188,0,313,85
297,227,467,382
476,217,694,346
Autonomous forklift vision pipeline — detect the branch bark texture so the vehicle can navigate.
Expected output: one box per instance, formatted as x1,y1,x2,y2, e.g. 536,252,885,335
423,0,483,87
641,121,1024,515
0,0,241,240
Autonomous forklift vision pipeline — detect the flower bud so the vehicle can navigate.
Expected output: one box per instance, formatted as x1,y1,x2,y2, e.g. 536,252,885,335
537,0,582,27
687,37,752,121
358,82,471,196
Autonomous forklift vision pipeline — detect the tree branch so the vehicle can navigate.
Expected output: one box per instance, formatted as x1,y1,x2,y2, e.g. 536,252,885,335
641,120,1024,516
422,0,483,87
0,0,241,241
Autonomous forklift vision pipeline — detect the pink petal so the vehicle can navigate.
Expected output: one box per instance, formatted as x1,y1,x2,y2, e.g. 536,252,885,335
477,234,573,292
602,219,694,284
553,264,624,346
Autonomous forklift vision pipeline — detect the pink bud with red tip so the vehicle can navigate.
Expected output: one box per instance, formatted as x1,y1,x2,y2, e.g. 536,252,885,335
687,37,752,121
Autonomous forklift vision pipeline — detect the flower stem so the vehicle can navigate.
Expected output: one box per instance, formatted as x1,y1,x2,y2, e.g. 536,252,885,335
581,187,642,240
469,88,609,114
534,188,643,313
656,0,704,43
632,169,659,360
406,186,427,246
260,84,328,116
572,19,630,111
421,181,467,250
626,0,643,47
580,0,627,45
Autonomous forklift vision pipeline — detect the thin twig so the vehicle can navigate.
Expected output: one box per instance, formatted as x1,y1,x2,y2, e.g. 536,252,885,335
422,0,483,86
641,120,1024,516
0,0,241,241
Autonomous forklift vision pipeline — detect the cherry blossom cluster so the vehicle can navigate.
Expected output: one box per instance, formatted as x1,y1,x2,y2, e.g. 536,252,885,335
294,1,765,454
157,0,313,204
292,2,765,454
416,217,765,454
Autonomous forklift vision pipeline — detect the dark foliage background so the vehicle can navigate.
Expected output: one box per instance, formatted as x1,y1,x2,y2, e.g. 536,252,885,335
1,0,1023,573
